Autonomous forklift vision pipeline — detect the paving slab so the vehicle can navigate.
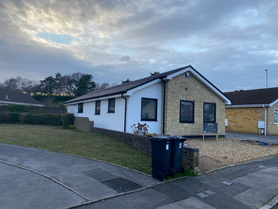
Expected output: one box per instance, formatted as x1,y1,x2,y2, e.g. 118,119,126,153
0,163,83,209
157,197,216,209
75,189,175,209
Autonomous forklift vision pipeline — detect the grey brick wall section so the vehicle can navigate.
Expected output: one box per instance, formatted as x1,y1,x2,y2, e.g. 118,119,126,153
74,117,94,132
90,126,152,154
75,117,199,172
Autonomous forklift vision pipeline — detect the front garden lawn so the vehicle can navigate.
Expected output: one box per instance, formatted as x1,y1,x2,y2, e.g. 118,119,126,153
0,124,152,174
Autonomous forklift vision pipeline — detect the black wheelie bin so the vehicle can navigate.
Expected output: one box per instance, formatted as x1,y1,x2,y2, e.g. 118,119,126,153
149,136,172,181
170,135,186,176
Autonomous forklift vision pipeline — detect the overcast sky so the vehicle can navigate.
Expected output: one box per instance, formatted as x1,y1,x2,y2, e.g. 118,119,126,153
0,0,277,92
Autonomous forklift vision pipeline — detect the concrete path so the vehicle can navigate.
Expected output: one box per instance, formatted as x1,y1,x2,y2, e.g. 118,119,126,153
0,143,158,209
226,132,278,144
74,155,278,209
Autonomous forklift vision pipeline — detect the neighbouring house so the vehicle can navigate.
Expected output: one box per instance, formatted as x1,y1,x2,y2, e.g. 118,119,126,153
225,87,278,135
0,88,43,106
65,65,231,137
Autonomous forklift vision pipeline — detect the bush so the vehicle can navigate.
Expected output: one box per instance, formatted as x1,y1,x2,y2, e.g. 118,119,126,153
0,112,8,123
20,113,32,124
0,112,66,127
8,105,28,113
45,114,62,126
61,113,74,129
7,112,20,123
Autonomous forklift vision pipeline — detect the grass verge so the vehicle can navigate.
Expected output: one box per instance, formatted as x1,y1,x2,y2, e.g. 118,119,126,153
0,124,152,174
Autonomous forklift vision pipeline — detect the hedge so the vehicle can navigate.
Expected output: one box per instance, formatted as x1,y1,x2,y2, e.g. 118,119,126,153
61,113,74,129
8,105,28,113
0,112,74,128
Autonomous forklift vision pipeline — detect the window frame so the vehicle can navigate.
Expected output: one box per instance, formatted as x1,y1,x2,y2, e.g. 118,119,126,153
108,98,116,113
203,102,216,123
141,97,158,121
77,103,83,113
275,108,278,124
180,100,195,123
95,100,101,115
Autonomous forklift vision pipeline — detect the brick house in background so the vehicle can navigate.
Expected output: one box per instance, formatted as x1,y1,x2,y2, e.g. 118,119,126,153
225,87,278,135
0,88,43,106
65,65,231,137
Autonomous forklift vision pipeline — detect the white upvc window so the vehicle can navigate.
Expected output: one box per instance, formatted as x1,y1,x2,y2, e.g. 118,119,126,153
274,108,278,124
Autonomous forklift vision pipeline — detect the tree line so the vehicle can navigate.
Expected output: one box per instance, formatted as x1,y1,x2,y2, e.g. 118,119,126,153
0,73,111,97
0,71,160,97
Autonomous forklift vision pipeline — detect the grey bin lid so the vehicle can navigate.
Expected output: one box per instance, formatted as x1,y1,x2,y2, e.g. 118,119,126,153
170,135,187,141
149,135,172,141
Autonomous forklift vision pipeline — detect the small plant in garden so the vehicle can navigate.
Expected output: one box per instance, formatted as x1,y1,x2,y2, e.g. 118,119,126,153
131,123,149,135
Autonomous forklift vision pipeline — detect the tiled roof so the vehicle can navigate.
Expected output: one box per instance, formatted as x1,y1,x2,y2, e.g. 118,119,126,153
65,65,228,104
0,88,43,106
65,65,191,104
224,87,278,105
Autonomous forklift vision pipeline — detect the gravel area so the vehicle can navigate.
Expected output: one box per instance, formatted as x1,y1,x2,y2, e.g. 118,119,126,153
186,138,278,165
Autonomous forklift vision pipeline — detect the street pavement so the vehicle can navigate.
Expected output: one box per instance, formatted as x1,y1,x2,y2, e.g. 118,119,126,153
0,143,158,209
73,155,278,209
0,143,278,209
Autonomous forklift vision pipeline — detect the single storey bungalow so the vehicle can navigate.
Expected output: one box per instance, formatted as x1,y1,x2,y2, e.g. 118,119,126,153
225,87,278,135
0,88,43,106
65,65,231,136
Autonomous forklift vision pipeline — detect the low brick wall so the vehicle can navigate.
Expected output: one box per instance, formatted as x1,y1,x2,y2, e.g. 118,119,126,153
74,116,199,172
183,146,199,172
91,126,152,154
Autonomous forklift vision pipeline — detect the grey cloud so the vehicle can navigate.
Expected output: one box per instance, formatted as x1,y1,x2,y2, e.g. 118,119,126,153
119,55,131,62
1,0,278,92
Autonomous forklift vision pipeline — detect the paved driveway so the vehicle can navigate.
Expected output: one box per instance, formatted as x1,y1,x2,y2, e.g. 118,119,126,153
0,143,158,209
226,132,278,144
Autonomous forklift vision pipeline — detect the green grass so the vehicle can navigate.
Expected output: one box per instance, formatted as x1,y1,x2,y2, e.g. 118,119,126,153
0,124,152,174
164,169,198,180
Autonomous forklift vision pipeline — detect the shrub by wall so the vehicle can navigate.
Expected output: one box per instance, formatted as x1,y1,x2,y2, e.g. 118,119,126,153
7,112,21,123
20,113,32,124
61,114,74,129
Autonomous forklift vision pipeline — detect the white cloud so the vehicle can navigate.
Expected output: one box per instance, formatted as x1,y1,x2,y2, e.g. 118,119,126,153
0,0,278,91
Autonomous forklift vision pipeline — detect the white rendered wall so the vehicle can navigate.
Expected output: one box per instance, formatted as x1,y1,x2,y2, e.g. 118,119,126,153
126,82,162,134
67,97,125,131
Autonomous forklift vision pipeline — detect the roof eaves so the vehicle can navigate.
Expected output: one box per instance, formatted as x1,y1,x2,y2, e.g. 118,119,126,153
64,91,127,105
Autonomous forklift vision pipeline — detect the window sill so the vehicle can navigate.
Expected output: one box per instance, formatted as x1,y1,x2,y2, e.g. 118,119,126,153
107,111,115,113
95,113,100,115
141,119,158,122
180,121,195,123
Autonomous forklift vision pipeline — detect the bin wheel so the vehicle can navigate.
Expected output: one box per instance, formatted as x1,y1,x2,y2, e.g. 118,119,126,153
181,167,185,172
170,168,176,177
157,172,164,181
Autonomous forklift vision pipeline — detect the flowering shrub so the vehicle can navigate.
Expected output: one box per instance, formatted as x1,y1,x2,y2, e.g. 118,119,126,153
131,123,149,135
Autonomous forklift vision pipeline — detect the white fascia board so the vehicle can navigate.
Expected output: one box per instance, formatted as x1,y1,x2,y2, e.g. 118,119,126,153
226,104,269,108
165,66,193,80
65,94,124,106
125,79,161,96
165,66,231,105
0,101,44,107
269,99,278,107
